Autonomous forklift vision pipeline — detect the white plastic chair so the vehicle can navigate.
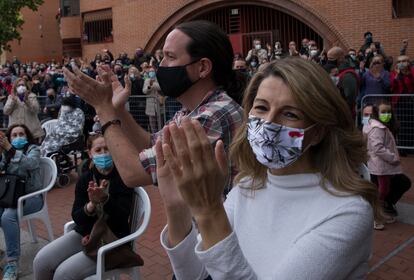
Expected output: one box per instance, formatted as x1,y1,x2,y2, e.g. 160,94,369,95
41,119,58,136
64,187,151,280
358,164,371,181
17,157,57,242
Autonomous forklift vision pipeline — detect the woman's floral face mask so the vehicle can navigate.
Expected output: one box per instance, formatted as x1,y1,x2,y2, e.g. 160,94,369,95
247,115,315,169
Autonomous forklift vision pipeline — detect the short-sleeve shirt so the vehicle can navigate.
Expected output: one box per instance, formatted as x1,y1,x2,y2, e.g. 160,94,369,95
139,89,244,194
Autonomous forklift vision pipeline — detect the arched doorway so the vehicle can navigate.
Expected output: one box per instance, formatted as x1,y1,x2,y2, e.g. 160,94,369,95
196,5,323,56
145,0,347,53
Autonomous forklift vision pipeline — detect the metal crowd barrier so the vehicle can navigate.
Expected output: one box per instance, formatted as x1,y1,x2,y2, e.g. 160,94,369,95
127,95,182,134
360,94,414,150
0,95,182,134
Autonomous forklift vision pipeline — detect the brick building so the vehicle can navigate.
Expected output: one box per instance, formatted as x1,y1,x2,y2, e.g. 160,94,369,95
3,0,414,63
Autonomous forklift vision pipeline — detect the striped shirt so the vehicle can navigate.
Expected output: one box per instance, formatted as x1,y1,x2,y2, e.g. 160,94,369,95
139,89,244,193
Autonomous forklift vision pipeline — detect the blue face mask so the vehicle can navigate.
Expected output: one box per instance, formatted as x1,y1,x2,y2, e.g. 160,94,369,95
362,116,370,126
92,154,113,170
148,71,156,79
11,137,28,150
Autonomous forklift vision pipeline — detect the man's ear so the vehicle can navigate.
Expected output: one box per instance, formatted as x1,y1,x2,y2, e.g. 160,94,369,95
198,58,213,79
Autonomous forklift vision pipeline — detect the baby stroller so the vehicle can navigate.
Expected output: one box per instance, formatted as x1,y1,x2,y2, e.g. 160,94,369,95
41,119,87,187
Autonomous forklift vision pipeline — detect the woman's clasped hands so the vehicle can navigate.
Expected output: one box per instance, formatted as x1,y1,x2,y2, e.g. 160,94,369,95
156,118,228,219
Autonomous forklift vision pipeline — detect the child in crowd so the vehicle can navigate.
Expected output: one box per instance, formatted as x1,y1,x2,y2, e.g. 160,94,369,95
363,100,406,230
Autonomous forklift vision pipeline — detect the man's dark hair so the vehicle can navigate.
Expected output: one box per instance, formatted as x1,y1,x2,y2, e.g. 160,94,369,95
176,20,235,91
364,31,372,38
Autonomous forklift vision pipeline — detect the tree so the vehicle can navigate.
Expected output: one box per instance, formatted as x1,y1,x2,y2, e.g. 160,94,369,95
0,0,44,54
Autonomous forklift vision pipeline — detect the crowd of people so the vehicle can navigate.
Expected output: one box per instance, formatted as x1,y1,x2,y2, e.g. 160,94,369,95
0,19,412,280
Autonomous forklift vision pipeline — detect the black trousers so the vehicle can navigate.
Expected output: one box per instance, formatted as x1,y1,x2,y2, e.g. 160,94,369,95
371,173,412,205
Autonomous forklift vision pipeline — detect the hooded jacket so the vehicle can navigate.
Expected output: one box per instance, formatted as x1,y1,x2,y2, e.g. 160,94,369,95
363,119,402,175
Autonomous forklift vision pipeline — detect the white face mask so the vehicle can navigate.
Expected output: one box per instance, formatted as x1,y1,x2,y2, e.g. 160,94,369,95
60,105,72,113
16,85,27,95
247,115,315,169
310,50,318,57
255,44,262,50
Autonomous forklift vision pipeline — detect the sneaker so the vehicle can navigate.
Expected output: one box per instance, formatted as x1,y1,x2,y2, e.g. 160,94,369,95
374,221,385,230
384,202,398,217
385,216,396,224
2,261,18,280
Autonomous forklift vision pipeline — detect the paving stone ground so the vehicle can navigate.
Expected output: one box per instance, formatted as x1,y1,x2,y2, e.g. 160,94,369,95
3,156,414,279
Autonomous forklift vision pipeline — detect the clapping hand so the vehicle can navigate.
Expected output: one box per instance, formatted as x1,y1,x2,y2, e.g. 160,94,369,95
161,119,232,249
162,119,228,220
87,180,109,205
0,136,12,151
64,64,130,113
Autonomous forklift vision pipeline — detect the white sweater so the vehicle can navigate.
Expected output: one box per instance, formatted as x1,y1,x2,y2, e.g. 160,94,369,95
161,172,373,280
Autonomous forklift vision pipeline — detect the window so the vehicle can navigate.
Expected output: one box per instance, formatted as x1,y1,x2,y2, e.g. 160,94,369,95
392,0,414,18
82,9,113,44
60,0,80,17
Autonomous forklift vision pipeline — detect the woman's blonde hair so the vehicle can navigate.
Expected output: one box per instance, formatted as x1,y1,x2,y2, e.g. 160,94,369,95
13,78,31,94
230,58,381,219
128,66,141,77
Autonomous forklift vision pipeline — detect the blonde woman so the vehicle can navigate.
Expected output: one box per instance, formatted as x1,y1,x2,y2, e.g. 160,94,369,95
3,78,44,141
155,58,380,279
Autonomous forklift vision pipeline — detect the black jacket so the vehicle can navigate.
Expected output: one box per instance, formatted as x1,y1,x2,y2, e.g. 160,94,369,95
72,166,133,238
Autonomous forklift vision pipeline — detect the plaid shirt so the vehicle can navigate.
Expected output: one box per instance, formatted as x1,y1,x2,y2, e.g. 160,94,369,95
139,89,244,194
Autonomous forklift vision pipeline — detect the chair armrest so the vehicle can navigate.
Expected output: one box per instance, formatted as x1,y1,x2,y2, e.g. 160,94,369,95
17,189,48,220
96,226,147,279
64,221,76,234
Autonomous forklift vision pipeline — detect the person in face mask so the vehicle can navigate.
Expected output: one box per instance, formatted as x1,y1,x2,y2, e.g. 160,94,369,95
154,58,379,279
232,59,247,72
271,41,284,60
359,55,390,104
246,38,268,65
390,55,414,151
43,88,63,119
64,20,243,193
3,78,44,141
361,104,373,127
326,47,359,118
248,56,259,78
133,47,148,70
33,134,134,280
360,31,373,54
347,49,359,70
127,66,144,95
363,100,404,229
0,124,42,280
113,64,125,85
143,66,163,133
40,94,85,156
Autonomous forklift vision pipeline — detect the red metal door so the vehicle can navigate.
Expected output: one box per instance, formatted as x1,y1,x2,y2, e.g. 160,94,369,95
228,34,243,55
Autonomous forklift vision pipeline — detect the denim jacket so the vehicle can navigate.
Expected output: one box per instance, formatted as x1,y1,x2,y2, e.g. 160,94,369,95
0,144,42,194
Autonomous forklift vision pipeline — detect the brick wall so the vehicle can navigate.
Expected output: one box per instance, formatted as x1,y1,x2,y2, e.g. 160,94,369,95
6,0,414,63
60,16,81,39
82,0,190,59
82,0,413,61
5,0,62,63
294,0,414,58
